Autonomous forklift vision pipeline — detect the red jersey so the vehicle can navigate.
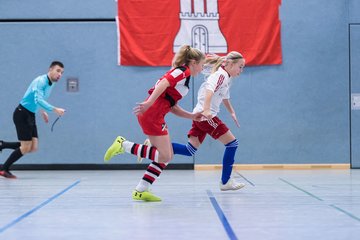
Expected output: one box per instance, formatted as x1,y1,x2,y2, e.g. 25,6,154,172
138,66,191,136
148,66,191,106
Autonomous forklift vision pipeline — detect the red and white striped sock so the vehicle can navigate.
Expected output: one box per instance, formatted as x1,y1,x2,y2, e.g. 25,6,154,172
123,140,159,162
135,162,168,192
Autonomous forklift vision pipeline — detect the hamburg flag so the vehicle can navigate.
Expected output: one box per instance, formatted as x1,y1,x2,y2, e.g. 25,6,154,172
117,0,282,66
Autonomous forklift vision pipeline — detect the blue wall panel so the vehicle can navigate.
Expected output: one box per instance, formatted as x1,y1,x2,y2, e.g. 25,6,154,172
195,0,350,164
0,0,358,165
350,25,360,168
0,0,115,19
0,21,192,164
350,0,360,23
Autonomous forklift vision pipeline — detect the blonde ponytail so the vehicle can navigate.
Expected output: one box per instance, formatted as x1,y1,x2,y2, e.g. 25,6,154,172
207,51,243,73
172,45,205,68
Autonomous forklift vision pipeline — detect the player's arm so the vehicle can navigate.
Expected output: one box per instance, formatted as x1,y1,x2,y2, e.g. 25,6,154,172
223,99,240,128
223,98,235,114
170,105,203,121
134,78,170,115
202,73,222,119
202,89,214,119
147,78,170,104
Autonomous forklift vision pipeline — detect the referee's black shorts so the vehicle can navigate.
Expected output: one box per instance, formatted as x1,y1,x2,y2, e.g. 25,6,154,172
13,104,38,141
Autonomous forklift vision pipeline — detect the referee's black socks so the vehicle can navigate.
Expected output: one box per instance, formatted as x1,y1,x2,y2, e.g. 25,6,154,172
0,140,21,152
1,148,23,171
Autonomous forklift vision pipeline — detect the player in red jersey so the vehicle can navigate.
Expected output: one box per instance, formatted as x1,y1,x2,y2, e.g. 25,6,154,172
137,52,247,194
104,45,205,201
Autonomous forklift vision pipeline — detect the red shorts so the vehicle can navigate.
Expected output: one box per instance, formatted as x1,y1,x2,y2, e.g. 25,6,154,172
137,98,171,136
187,116,229,143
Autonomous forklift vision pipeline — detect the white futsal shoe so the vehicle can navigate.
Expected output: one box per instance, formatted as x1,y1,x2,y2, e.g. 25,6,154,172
220,178,245,191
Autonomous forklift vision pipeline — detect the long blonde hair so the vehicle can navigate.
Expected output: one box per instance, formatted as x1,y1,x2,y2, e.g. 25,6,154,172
172,45,205,68
206,51,244,74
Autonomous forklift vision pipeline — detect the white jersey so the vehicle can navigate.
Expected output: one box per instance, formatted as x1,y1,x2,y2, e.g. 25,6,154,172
193,66,232,117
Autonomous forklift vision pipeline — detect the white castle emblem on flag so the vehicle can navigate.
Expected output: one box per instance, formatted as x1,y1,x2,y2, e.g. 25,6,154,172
173,0,228,53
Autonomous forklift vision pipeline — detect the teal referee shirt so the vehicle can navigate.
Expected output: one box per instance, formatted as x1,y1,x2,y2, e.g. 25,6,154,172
19,74,55,113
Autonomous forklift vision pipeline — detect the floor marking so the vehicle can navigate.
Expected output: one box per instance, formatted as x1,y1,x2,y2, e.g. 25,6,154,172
279,178,323,201
235,171,255,186
329,204,360,222
207,190,238,240
279,178,360,223
0,180,81,233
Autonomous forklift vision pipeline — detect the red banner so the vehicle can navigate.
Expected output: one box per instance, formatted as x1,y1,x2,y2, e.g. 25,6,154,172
117,0,282,66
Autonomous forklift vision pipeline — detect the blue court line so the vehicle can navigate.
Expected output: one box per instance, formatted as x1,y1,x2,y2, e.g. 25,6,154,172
279,178,360,223
0,180,81,234
206,190,238,240
279,178,323,201
235,171,255,186
329,204,360,222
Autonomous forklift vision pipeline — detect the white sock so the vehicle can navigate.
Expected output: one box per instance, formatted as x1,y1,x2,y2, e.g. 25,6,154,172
122,140,133,153
135,179,150,192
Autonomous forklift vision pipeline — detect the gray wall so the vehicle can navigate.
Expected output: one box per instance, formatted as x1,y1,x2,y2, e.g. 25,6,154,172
0,0,357,166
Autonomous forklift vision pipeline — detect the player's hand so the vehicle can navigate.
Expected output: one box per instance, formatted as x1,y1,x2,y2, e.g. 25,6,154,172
41,111,49,123
53,107,66,116
231,113,240,128
133,101,151,115
202,109,212,119
192,111,204,121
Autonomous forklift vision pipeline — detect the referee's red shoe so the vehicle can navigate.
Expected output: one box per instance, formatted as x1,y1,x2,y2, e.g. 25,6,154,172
0,170,17,179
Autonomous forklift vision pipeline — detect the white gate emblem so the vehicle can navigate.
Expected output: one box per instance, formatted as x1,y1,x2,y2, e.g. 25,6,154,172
173,0,227,54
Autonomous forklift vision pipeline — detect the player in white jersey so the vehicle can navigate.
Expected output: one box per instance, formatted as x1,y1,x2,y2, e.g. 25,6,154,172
194,59,235,121
173,51,246,190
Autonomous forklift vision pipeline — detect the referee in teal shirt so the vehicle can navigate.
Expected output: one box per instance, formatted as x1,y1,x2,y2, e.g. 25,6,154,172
0,61,66,178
